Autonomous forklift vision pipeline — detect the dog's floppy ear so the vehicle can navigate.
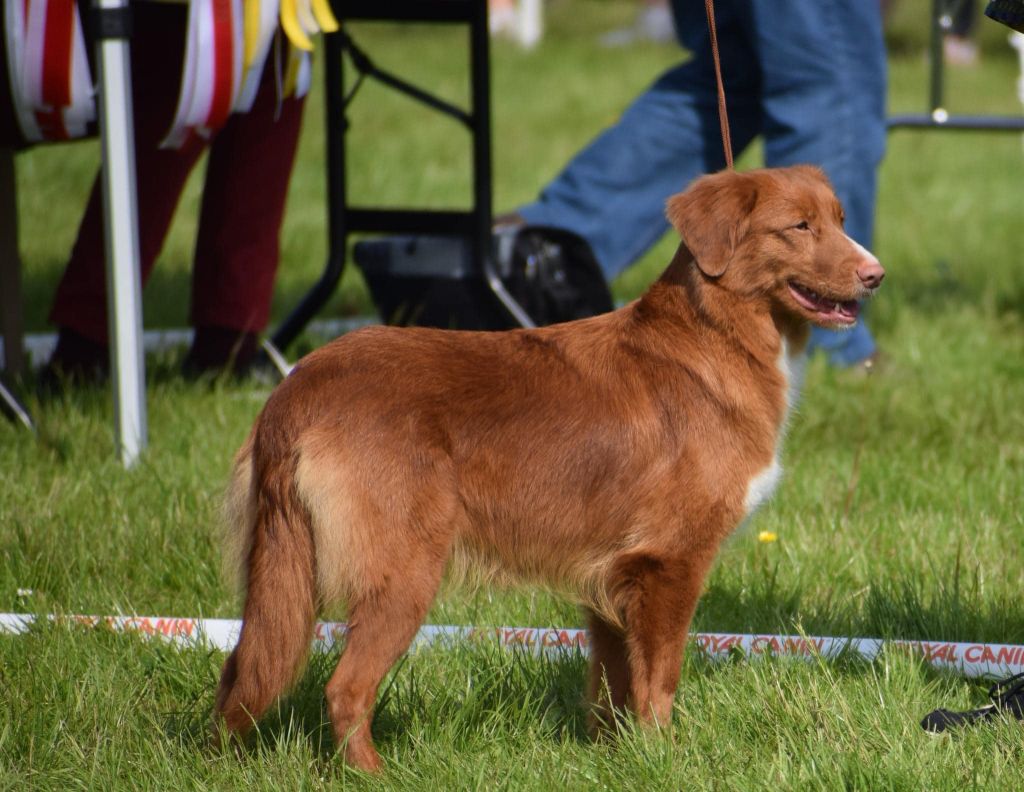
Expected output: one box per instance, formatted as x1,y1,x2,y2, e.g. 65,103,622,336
666,172,757,278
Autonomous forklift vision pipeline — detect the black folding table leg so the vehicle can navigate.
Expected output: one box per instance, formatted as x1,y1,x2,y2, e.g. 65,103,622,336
887,0,1024,132
469,0,535,328
0,374,34,432
269,31,349,354
267,1,538,355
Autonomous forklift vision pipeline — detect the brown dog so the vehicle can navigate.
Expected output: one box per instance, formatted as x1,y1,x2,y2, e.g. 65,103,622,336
214,165,884,771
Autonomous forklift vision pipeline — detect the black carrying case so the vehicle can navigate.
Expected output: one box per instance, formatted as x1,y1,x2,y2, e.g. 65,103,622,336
353,226,614,330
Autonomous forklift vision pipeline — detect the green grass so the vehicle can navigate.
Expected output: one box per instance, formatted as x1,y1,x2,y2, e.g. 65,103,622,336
4,1,1024,788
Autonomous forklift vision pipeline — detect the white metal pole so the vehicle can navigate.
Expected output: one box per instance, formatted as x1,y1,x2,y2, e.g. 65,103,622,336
94,0,147,467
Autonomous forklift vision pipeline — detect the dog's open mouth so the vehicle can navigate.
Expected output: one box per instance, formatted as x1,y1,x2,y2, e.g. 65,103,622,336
788,281,860,325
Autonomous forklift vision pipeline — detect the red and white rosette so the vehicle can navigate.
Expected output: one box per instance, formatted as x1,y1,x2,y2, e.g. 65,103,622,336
3,0,332,148
4,0,95,142
161,0,245,148
161,0,336,148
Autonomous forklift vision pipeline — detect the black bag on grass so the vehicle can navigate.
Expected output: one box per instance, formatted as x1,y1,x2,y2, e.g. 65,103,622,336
353,227,613,330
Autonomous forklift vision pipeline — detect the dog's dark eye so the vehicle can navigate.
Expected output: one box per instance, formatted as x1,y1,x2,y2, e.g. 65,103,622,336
791,221,811,231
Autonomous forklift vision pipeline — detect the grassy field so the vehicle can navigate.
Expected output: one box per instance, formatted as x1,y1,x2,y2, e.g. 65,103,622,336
4,1,1024,788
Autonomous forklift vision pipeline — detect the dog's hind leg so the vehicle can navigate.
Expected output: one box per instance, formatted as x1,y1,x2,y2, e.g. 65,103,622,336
324,552,447,772
291,433,458,770
585,610,632,735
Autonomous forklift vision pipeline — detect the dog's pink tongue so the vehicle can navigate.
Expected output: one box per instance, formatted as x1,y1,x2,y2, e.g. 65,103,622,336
789,284,860,324
817,300,859,324
836,300,860,320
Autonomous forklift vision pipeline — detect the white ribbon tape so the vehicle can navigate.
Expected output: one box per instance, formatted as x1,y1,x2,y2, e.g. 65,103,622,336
161,0,211,147
63,4,95,138
3,0,43,141
2,613,1022,680
234,0,279,113
22,0,48,109
5,0,94,142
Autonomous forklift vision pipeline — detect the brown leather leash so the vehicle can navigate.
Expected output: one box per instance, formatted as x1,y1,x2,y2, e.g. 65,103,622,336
704,0,734,169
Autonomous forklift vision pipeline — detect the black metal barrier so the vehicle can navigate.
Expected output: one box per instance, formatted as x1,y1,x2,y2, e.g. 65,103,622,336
888,0,1024,131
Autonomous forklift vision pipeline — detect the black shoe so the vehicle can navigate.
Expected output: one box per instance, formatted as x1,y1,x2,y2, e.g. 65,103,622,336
36,327,110,396
921,671,1024,733
181,325,258,380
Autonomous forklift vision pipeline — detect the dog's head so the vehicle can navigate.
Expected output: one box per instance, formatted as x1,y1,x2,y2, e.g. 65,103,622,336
666,166,884,328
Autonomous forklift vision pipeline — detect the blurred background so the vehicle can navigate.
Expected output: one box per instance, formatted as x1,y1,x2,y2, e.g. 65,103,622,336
11,0,1023,355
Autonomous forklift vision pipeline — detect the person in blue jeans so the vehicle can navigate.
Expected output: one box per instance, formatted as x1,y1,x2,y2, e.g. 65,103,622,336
515,0,887,367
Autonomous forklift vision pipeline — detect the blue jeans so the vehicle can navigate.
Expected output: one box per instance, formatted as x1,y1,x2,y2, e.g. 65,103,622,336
519,0,887,366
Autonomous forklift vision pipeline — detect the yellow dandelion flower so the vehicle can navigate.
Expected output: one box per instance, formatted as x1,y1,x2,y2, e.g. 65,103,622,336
758,531,778,543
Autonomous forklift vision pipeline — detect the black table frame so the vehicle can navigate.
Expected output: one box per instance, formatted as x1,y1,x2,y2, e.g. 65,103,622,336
888,0,1024,132
267,0,535,356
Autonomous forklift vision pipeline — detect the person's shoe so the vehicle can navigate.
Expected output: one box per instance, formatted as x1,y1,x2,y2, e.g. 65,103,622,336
37,327,110,395
921,672,1024,733
182,325,259,380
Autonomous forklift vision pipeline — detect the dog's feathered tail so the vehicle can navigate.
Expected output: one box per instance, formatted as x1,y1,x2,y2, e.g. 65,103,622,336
214,430,318,736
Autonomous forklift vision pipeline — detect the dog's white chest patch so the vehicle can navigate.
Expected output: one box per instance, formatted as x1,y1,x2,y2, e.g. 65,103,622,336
743,458,782,517
741,340,805,520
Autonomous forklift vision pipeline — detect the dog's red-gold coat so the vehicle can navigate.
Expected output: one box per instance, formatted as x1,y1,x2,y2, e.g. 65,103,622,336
214,166,883,771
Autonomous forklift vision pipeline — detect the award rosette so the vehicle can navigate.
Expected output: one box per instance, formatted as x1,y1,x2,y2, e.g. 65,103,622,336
3,0,340,150
4,0,95,142
162,0,336,148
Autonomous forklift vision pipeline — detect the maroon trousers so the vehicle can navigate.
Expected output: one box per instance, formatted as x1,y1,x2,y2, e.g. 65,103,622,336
49,4,306,344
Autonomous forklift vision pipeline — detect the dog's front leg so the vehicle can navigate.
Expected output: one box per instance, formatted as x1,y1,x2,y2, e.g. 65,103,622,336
585,610,632,736
613,552,715,727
